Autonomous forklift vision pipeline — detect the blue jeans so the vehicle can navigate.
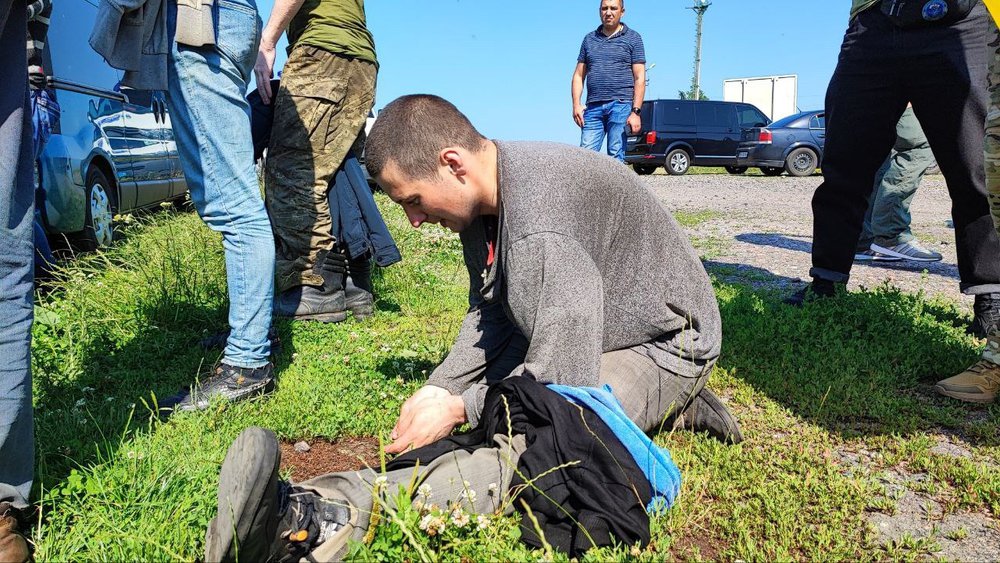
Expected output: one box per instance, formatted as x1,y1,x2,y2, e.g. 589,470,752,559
0,5,36,508
580,100,632,161
164,0,274,368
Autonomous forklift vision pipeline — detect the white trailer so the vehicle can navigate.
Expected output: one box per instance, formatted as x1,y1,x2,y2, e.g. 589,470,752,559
722,75,798,121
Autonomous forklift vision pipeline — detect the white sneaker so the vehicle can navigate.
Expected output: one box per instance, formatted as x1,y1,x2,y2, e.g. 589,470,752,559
870,241,943,262
854,249,900,262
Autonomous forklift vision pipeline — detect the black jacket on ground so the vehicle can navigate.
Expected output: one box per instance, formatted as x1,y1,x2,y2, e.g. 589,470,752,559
386,377,652,556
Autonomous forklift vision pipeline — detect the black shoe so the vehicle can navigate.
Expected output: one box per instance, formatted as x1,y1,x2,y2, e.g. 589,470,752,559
205,427,356,562
968,292,1000,339
345,278,374,320
0,503,31,563
170,362,274,412
671,388,744,444
199,327,282,357
783,278,838,306
274,249,349,323
205,427,282,562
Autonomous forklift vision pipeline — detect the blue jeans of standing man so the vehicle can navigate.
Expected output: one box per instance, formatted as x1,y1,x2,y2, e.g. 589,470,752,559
0,4,36,508
164,0,274,368
580,100,632,161
857,107,935,251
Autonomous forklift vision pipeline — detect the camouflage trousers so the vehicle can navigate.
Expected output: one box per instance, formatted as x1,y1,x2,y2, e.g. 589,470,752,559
264,46,376,292
988,18,1000,239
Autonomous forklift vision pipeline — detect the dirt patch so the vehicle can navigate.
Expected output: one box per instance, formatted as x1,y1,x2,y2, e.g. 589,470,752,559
668,531,725,561
868,488,1000,560
279,436,381,482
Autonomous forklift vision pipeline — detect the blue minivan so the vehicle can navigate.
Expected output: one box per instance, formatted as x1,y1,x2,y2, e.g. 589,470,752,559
36,0,187,250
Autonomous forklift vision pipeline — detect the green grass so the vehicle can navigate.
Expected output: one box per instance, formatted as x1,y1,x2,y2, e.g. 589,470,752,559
29,197,998,561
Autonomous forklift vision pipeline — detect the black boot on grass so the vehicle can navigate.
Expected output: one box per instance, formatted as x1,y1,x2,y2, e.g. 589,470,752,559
968,292,1000,339
345,253,374,320
273,249,348,323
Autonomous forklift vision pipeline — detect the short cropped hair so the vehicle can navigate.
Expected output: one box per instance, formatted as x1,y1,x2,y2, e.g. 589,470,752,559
364,95,487,181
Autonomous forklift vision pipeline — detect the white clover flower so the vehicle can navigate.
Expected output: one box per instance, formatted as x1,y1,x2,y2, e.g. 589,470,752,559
450,509,470,528
477,514,490,530
488,482,499,495
419,513,434,531
374,475,388,488
417,483,432,500
74,398,87,408
126,450,136,459
459,488,477,504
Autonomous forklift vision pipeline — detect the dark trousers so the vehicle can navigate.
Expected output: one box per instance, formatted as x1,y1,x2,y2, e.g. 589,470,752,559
811,2,1000,294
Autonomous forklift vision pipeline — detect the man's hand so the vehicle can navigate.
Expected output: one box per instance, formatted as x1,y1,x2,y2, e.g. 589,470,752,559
627,112,641,134
254,43,277,105
386,385,467,454
573,103,585,128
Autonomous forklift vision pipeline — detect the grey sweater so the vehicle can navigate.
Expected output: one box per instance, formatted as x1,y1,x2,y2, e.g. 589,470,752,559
427,141,722,426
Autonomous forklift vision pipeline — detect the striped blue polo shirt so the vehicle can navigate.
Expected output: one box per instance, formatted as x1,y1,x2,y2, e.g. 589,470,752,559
577,23,646,105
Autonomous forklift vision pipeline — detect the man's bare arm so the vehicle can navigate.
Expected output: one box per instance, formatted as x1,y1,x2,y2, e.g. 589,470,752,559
627,63,646,134
572,62,587,128
254,0,307,104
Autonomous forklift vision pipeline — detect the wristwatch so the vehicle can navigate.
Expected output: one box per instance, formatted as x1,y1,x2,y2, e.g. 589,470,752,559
632,106,641,115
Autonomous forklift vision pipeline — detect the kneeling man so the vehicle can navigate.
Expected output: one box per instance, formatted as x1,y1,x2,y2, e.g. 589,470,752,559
203,95,741,562
373,94,740,453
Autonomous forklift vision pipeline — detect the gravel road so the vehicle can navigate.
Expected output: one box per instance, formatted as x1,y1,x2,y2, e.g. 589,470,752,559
643,172,969,309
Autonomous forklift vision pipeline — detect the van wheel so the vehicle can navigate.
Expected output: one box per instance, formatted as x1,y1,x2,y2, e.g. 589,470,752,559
80,167,118,251
760,166,784,177
665,149,690,176
725,166,748,175
633,164,657,175
785,147,818,177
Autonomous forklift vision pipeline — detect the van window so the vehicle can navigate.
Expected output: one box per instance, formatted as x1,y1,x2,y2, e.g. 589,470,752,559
655,102,695,127
47,0,121,87
737,105,769,128
695,103,733,129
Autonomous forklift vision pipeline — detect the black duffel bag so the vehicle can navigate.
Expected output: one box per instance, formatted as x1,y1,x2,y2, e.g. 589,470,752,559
880,0,977,28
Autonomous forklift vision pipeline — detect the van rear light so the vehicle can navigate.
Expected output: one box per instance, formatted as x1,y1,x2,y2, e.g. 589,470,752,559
758,129,772,144
645,131,657,144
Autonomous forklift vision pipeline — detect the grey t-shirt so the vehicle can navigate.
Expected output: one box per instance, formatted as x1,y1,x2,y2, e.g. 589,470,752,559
427,141,722,425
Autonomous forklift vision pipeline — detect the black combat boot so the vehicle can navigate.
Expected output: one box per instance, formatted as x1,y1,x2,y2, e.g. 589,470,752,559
345,253,374,320
273,249,348,323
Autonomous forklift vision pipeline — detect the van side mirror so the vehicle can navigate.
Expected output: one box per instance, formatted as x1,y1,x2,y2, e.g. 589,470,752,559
753,121,767,128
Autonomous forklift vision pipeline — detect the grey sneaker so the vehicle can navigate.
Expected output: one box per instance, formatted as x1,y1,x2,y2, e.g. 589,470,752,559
205,427,282,563
870,241,942,262
205,427,356,562
671,388,744,444
170,362,274,412
854,249,901,262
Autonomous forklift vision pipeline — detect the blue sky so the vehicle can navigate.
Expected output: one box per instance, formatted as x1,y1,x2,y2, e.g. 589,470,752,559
257,0,852,144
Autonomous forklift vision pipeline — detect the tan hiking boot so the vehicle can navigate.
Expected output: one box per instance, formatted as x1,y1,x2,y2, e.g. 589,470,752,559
935,359,1000,403
0,503,31,563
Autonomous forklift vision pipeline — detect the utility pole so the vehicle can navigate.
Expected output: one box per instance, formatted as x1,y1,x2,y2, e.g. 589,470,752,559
687,0,711,100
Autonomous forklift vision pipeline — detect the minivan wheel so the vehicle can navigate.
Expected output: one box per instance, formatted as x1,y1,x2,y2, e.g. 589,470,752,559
725,166,748,175
785,147,818,177
81,167,118,251
760,166,784,177
633,164,657,175
665,149,690,176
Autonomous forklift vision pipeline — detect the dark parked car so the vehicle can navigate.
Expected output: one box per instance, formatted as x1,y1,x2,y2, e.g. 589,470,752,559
736,110,825,177
35,0,187,250
625,99,770,176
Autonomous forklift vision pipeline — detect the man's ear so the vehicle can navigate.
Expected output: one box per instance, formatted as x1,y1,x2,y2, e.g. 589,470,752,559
440,148,467,178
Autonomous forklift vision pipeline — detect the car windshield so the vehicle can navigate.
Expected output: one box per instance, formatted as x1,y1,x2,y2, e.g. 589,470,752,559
769,112,811,128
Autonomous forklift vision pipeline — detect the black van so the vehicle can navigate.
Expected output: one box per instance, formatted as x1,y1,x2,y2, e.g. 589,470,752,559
625,99,770,176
